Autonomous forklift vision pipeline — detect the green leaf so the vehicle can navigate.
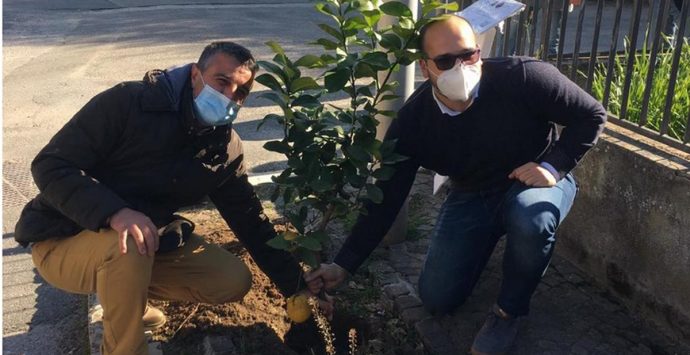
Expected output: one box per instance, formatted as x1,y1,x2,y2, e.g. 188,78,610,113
383,152,409,164
315,2,338,17
313,38,340,50
258,113,283,130
362,9,382,27
297,236,322,251
372,166,396,181
379,33,402,50
439,2,460,12
266,235,289,250
292,94,322,108
361,51,390,70
255,73,283,92
353,62,376,79
258,92,287,108
296,249,319,269
263,140,291,154
366,184,384,204
309,230,329,243
290,77,321,92
265,41,285,55
318,24,344,41
380,1,413,18
324,68,351,93
294,54,324,68
345,144,371,162
258,61,288,82
357,85,374,98
343,16,369,31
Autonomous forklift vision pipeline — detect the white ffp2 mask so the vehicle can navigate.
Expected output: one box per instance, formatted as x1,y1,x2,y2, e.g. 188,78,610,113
430,62,481,102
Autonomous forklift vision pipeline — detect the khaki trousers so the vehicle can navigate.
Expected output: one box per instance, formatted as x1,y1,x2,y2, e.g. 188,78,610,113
31,229,252,355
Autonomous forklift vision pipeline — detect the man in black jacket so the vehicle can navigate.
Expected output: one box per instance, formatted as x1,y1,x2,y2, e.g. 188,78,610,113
15,41,318,355
306,16,606,355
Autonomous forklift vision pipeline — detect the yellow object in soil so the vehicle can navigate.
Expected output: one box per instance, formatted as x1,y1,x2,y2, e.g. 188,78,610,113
286,294,312,323
284,230,299,241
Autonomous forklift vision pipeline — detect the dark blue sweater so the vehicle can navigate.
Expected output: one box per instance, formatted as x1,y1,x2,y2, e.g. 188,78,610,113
334,57,607,274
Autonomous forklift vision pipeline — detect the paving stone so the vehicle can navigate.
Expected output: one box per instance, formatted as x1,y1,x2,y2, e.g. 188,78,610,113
203,335,238,355
388,243,408,254
367,261,395,275
384,283,411,299
379,273,401,286
148,342,163,355
415,318,456,355
395,295,423,312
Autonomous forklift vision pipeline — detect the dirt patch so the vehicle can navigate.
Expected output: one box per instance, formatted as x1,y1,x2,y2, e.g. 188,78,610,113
149,196,422,354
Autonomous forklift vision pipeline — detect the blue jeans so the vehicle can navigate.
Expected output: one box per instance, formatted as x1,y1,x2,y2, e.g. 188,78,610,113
418,174,577,317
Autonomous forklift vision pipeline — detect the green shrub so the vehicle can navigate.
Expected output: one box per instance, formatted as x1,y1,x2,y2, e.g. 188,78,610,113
590,35,689,141
257,0,457,268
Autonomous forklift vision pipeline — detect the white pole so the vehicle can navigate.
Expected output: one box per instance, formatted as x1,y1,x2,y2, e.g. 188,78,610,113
376,0,419,245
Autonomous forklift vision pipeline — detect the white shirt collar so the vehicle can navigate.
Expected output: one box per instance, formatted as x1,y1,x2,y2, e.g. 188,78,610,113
431,84,480,116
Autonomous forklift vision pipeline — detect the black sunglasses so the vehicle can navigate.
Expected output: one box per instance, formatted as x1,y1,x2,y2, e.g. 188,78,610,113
428,48,481,71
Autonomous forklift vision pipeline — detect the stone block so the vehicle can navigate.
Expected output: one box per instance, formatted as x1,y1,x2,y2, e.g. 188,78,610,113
379,273,401,286
384,282,411,299
394,295,423,312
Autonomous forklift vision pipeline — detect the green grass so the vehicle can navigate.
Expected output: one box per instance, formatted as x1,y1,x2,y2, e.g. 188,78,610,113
590,35,689,140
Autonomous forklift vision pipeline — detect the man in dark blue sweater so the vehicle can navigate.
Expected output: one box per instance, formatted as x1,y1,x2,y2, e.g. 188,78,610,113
306,15,607,354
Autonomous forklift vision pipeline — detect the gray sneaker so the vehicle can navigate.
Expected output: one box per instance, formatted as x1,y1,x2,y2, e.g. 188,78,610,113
470,304,521,355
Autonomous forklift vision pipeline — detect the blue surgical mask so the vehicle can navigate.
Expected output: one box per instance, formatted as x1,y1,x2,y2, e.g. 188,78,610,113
193,75,241,126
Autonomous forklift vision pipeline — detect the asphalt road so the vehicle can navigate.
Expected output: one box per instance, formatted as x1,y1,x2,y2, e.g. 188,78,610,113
3,1,326,353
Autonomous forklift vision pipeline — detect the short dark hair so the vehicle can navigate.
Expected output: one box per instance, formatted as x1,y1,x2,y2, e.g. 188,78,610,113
197,41,259,101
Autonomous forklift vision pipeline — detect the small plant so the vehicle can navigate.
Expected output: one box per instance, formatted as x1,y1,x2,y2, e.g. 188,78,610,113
257,1,457,274
590,34,689,140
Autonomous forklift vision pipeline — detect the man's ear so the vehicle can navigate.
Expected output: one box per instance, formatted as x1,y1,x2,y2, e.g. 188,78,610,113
419,59,430,79
191,63,201,81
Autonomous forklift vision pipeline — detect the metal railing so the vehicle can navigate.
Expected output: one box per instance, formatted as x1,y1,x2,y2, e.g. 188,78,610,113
455,0,690,153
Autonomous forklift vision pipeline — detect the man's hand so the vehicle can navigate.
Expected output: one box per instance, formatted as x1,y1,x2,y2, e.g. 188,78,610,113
508,162,557,187
108,207,159,256
304,263,348,294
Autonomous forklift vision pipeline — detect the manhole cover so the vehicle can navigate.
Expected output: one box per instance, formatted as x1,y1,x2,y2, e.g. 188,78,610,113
3,160,37,208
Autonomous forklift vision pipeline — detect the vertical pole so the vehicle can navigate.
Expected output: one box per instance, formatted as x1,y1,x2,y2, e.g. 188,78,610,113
376,0,419,245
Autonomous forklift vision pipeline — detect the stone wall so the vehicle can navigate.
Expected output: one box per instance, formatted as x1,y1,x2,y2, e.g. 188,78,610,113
557,121,690,342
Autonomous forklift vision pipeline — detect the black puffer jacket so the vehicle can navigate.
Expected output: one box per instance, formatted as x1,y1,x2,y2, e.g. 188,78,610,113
14,64,302,296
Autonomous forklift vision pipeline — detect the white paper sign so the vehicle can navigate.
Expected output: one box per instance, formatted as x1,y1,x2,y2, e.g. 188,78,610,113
457,0,526,34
